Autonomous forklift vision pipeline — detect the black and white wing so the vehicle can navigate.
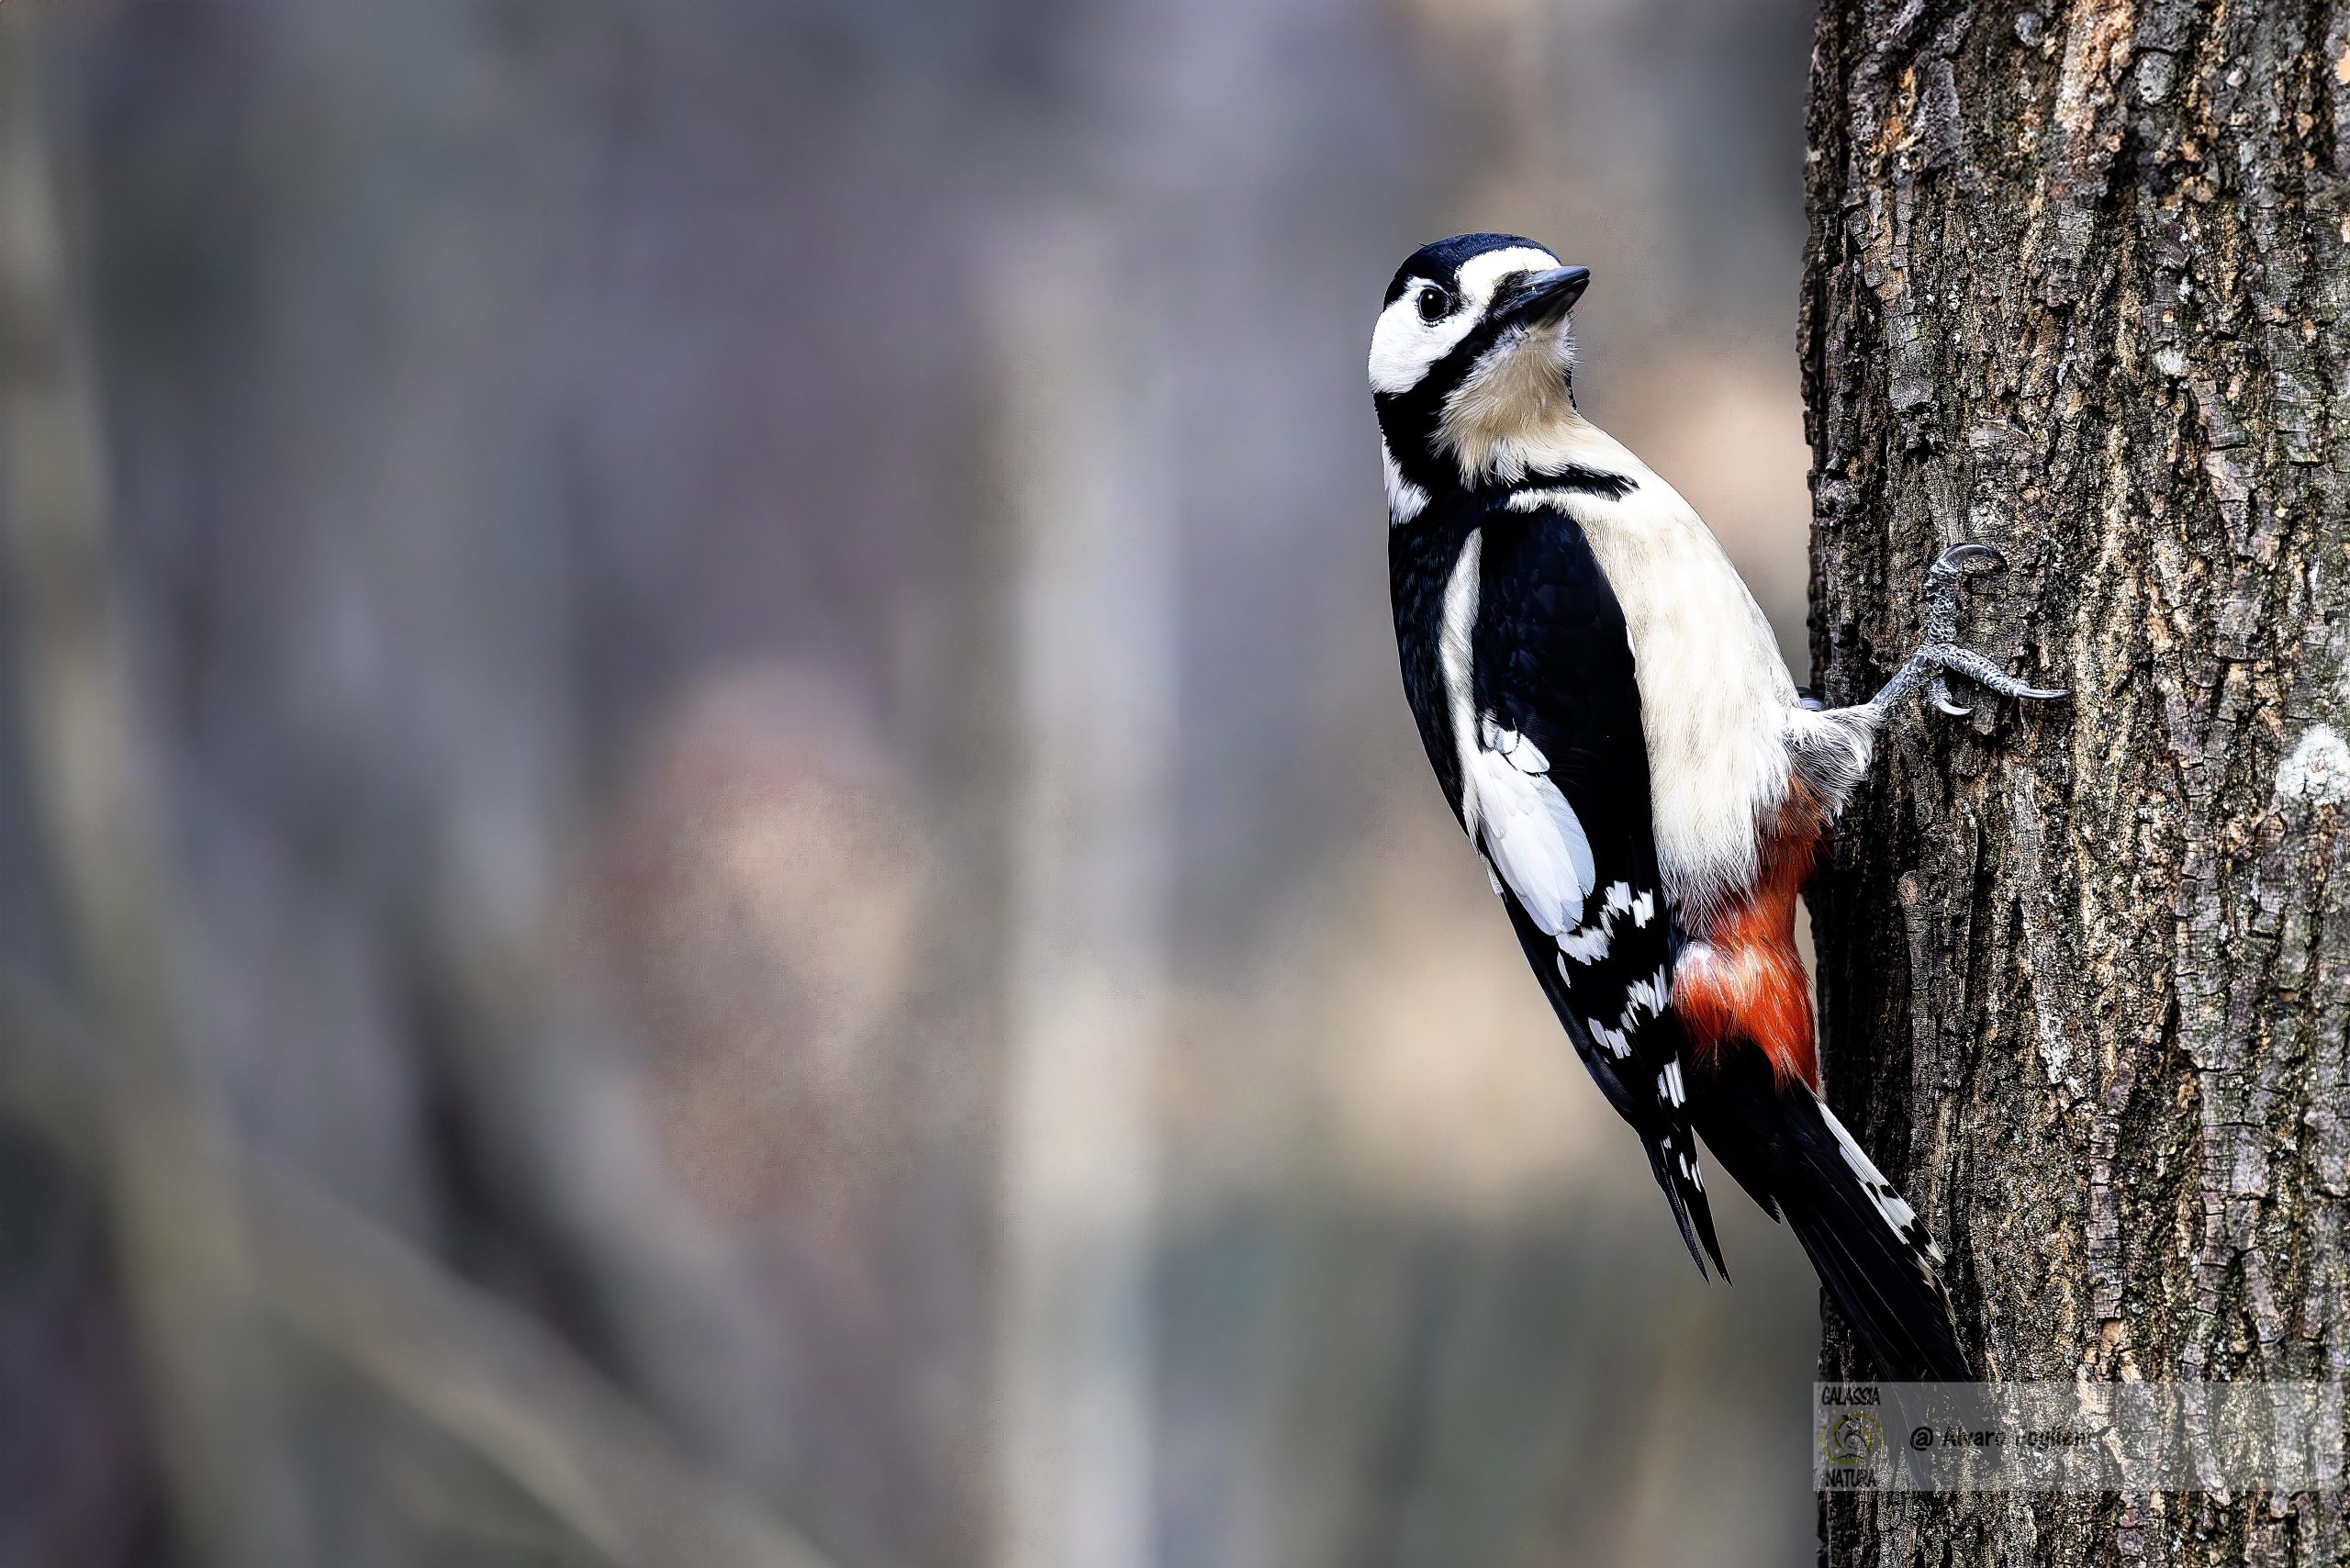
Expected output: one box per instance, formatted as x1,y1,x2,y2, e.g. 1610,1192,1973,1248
1462,509,1725,1276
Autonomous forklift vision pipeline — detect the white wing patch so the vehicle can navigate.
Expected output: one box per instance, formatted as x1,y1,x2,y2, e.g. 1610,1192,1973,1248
1470,716,1595,935
1438,524,1692,1132
1445,532,1594,935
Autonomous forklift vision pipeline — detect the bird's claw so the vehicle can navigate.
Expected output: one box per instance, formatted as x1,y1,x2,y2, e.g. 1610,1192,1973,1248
1938,542,2007,571
1916,644,2069,713
1875,543,2069,716
1922,543,2008,646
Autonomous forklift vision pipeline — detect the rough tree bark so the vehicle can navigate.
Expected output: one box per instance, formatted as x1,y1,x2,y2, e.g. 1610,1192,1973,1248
1803,1,2350,1563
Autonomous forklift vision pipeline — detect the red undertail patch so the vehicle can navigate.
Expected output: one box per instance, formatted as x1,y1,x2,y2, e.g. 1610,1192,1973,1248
1673,795,1821,1092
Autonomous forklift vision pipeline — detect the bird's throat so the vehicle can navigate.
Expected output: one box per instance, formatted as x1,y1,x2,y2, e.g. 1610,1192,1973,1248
1441,385,1609,490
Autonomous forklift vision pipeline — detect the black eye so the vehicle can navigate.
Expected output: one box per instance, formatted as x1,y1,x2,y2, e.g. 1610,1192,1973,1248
1416,286,1453,324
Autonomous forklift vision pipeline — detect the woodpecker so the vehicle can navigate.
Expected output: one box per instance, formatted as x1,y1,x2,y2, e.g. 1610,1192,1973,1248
1370,232,2062,1383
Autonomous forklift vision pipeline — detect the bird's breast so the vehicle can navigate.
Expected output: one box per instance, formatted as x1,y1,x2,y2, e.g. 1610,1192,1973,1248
1547,475,1797,918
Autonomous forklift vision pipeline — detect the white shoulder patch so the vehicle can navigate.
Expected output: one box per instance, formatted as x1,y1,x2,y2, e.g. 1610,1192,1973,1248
1470,715,1595,935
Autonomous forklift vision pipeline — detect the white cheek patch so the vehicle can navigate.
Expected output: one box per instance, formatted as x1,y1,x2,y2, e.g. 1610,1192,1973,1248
1368,293,1479,396
1366,246,1560,397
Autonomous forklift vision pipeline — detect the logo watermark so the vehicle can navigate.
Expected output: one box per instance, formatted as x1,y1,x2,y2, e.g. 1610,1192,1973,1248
1815,1383,2350,1492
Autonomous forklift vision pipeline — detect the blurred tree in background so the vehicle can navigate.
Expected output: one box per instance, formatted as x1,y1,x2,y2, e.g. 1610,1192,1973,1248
0,2,1830,1566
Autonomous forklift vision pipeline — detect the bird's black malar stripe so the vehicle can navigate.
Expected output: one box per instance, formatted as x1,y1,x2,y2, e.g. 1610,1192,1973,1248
1517,464,1637,500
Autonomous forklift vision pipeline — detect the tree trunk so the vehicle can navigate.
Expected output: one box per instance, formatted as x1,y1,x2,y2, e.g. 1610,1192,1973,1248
1802,2,2350,1562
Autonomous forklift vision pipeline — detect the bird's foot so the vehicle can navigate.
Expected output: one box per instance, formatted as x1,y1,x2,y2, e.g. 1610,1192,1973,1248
1874,544,2068,718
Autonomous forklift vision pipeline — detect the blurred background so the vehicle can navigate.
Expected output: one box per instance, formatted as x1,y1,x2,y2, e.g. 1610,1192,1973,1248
0,0,1825,1564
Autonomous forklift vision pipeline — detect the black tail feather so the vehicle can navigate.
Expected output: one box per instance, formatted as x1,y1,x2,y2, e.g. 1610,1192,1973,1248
1693,1051,1970,1383
1642,1128,1729,1282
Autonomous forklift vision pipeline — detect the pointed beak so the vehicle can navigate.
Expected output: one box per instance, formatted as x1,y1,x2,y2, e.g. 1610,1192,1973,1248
1493,264,1592,330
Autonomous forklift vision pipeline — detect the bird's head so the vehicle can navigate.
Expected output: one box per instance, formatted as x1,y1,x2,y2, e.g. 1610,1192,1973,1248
1368,232,1591,507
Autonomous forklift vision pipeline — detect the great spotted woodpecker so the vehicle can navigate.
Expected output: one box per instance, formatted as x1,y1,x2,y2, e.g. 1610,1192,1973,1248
1370,232,2063,1382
